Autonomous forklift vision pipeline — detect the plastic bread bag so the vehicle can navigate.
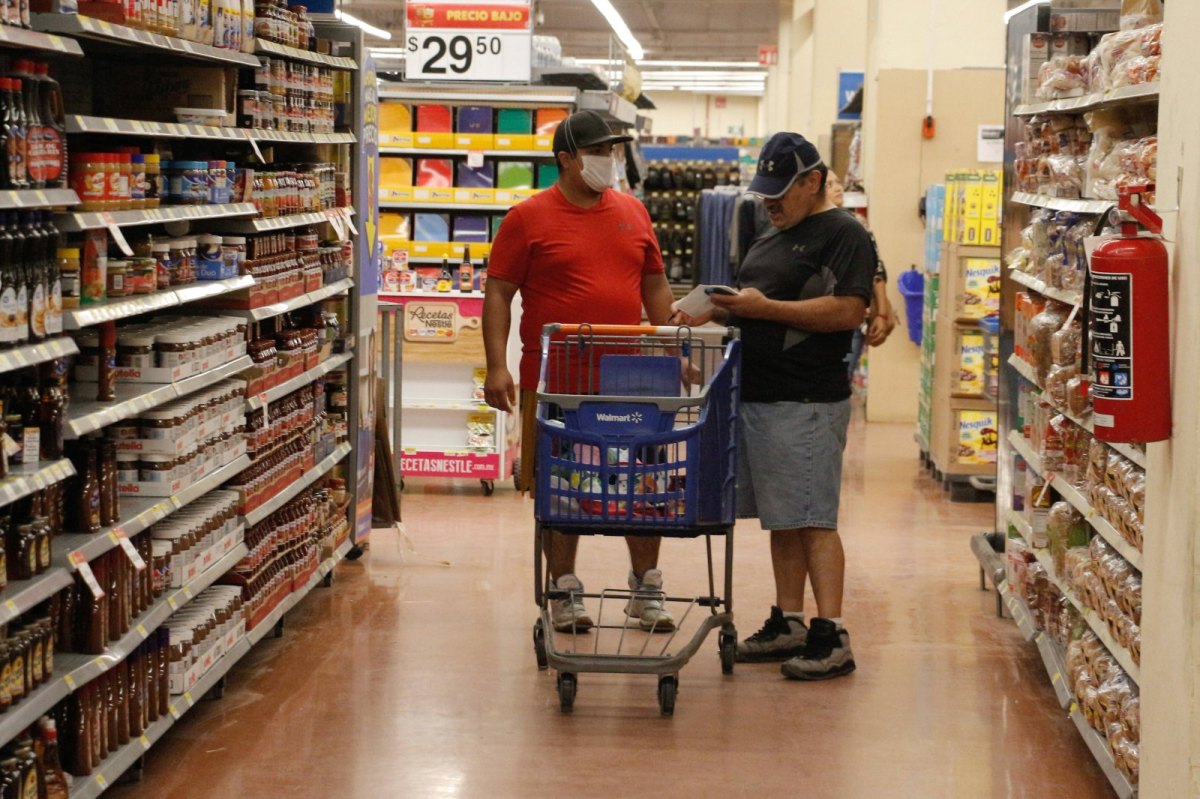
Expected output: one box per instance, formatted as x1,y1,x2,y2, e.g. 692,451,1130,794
1121,0,1163,31
1047,153,1086,198
1121,690,1141,739
1037,55,1090,100
1111,54,1161,88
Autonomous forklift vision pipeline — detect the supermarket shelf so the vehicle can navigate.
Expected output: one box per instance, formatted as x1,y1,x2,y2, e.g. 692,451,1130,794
231,278,355,322
1007,353,1040,388
70,709,170,799
209,206,356,233
246,351,354,411
66,354,253,438
255,38,357,70
65,275,255,329
245,538,351,648
66,115,355,144
1014,82,1159,117
0,458,75,510
0,188,79,210
1002,584,1039,642
1010,192,1114,215
1007,509,1035,542
380,147,553,159
379,200,519,212
32,13,260,67
132,542,249,651
532,64,607,91
0,336,79,375
1036,632,1074,709
241,442,351,528
380,85,577,105
59,203,258,232
0,568,73,625
401,444,498,455
56,454,252,566
1069,708,1138,799
0,23,83,55
1008,268,1082,306
1008,500,1142,685
401,399,492,412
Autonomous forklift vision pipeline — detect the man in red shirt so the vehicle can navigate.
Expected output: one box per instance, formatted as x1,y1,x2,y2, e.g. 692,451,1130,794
482,110,676,633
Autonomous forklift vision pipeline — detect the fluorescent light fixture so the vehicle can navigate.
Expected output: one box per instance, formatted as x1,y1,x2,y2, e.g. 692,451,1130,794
639,70,766,80
576,58,762,69
368,48,408,56
335,9,393,40
588,0,644,61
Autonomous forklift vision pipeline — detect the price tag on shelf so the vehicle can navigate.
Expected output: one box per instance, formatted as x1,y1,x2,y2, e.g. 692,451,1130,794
116,530,148,571
184,690,193,706
64,674,76,690
466,150,484,168
241,128,266,164
405,1,532,83
169,703,180,719
139,735,151,750
70,552,106,599
167,595,178,611
324,208,347,240
33,190,48,206
104,117,120,133
2,599,17,617
99,212,134,256
342,208,359,236
136,623,148,638
95,775,108,790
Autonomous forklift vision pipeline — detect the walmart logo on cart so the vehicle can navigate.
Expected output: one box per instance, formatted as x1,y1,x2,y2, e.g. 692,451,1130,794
597,412,644,423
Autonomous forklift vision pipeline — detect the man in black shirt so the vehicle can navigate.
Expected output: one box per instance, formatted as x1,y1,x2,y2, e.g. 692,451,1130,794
673,132,874,680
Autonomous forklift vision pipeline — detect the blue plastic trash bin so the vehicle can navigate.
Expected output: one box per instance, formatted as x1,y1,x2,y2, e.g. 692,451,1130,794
897,268,925,345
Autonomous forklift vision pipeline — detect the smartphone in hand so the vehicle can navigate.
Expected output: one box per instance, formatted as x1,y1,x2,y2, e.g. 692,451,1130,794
704,286,738,296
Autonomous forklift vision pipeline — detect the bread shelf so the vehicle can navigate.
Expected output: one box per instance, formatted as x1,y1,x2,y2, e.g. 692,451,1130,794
240,442,351,528
229,277,354,322
1014,82,1159,117
66,115,355,145
0,188,79,210
1068,707,1138,799
64,275,254,330
0,23,83,55
59,203,258,232
254,38,357,70
32,13,260,67
0,336,79,375
66,354,253,438
1010,192,1114,215
209,207,355,234
1002,584,1040,642
1008,268,1083,306
246,351,353,411
0,458,75,510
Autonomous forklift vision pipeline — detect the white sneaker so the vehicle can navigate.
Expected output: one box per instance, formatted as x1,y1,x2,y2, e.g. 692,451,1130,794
551,574,594,632
625,569,676,632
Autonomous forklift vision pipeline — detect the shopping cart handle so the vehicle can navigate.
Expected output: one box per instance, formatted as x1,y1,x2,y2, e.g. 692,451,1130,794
546,323,693,337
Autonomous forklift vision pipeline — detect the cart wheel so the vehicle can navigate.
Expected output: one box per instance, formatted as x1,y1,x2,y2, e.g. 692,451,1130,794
657,675,677,716
533,619,548,671
512,458,523,492
557,672,576,713
481,479,495,496
719,632,736,675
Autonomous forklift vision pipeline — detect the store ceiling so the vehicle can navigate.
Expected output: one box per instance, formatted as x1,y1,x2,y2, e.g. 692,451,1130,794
343,0,780,63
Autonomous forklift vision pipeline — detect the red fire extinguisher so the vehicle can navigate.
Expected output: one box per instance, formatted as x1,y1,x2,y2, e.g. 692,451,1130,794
1088,184,1171,443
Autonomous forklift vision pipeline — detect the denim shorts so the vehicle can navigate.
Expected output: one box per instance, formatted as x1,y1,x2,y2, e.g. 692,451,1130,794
736,399,852,530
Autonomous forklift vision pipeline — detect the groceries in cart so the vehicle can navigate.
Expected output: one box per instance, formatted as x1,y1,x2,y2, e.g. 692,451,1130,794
547,439,682,519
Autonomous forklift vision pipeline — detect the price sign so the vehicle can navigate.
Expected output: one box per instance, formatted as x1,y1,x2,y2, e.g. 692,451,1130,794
405,1,532,83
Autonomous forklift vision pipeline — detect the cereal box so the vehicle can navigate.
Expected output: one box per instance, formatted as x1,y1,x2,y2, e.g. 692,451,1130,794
955,410,999,466
956,330,986,396
959,257,1001,319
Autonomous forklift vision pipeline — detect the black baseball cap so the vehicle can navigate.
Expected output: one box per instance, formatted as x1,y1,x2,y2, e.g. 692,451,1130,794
552,110,633,155
748,132,824,198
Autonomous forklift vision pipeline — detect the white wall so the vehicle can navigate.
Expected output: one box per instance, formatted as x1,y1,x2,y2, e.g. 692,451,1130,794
645,92,762,139
871,0,1007,71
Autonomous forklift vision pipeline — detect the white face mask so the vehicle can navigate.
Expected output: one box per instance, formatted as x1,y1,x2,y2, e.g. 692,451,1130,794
579,154,614,192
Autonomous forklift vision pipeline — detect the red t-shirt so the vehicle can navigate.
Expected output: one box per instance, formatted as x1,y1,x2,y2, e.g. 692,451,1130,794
488,185,665,389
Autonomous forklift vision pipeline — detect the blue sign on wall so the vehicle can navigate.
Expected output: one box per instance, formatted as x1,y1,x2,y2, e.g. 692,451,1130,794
838,70,864,121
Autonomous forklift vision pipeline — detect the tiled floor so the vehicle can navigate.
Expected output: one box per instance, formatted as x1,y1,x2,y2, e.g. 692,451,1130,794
110,419,1113,798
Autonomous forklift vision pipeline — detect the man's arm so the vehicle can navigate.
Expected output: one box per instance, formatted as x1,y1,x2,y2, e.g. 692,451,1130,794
641,271,675,326
709,288,867,332
482,277,520,412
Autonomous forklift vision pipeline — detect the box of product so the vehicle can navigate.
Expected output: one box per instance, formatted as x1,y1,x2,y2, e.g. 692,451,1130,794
414,213,451,242
955,409,998,466
1023,33,1050,103
1049,32,1092,57
416,158,453,188
96,65,235,122
954,328,986,397
496,161,534,189
380,158,414,200
537,163,560,188
958,257,1001,320
958,171,984,244
1049,6,1120,33
980,171,1002,246
456,162,495,189
452,215,489,243
380,102,413,147
455,106,494,149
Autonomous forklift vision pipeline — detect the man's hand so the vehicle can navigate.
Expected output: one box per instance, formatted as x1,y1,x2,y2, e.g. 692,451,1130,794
707,286,770,317
867,309,896,347
484,367,517,413
668,303,712,327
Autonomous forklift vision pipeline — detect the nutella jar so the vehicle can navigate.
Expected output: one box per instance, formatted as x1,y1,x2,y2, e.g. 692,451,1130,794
116,452,140,484
139,454,178,483
156,332,195,369
117,333,156,369
141,409,182,442
107,423,140,441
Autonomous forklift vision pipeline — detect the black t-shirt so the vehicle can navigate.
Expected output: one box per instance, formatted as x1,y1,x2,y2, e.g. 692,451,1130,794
732,207,875,403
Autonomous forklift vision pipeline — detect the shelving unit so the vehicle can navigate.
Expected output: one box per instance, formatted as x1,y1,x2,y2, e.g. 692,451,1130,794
0,13,373,796
241,442,351,528
990,8,1154,795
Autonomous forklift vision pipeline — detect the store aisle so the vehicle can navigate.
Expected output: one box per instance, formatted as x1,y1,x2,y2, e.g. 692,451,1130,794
110,420,1111,799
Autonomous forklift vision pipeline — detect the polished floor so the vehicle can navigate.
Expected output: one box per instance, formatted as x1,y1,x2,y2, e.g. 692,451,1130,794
110,419,1113,799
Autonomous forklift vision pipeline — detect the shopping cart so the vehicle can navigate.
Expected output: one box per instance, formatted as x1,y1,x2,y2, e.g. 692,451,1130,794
531,323,740,715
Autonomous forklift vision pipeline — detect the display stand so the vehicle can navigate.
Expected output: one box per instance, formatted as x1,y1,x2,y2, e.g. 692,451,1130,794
0,12,373,794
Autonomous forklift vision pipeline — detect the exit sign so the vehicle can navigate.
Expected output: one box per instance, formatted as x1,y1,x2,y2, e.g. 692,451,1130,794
758,45,778,66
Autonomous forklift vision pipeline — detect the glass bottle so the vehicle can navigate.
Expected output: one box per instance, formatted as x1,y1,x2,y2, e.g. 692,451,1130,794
39,721,67,799
24,213,44,343
8,77,28,191
42,215,60,336
38,360,65,461
33,63,65,190
11,213,28,345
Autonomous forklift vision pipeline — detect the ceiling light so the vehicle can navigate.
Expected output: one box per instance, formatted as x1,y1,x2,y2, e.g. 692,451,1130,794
588,0,644,61
335,9,393,40
638,70,766,80
575,58,762,69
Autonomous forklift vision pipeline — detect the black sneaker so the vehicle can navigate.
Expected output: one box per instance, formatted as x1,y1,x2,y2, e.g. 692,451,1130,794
735,606,808,662
781,618,856,680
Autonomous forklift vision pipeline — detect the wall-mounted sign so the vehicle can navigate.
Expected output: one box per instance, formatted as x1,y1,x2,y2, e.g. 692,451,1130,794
405,1,532,83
